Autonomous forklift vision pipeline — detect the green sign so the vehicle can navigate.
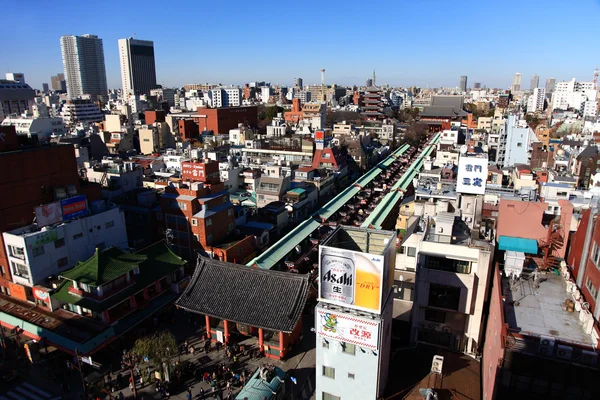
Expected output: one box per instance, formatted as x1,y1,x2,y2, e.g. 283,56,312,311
32,229,58,247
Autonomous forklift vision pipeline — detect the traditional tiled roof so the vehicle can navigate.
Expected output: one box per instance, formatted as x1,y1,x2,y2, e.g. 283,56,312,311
60,247,145,286
176,258,310,332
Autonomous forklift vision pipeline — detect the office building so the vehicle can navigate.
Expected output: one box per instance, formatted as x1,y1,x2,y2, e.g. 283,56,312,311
545,77,556,94
511,73,522,92
118,37,157,97
294,78,303,88
209,87,242,107
460,75,468,92
530,74,539,90
60,99,103,125
60,34,108,101
51,73,67,92
315,227,396,400
0,73,35,121
551,78,597,112
42,83,49,93
473,82,481,89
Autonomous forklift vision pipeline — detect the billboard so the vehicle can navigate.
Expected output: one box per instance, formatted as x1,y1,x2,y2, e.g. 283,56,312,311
316,309,380,350
60,195,88,220
456,155,488,195
319,244,394,314
34,202,63,227
181,161,206,182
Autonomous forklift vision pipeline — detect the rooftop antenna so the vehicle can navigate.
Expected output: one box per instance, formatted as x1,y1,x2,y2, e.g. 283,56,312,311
594,68,598,90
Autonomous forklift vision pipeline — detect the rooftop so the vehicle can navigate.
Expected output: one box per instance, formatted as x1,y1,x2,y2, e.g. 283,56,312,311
60,247,145,286
503,271,594,346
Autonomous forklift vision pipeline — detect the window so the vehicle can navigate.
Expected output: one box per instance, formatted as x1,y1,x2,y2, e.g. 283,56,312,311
156,212,163,221
399,246,405,255
322,393,340,400
407,247,416,257
11,261,29,279
425,309,446,323
586,277,598,298
348,373,355,379
424,255,472,274
342,343,355,355
143,138,150,142
193,234,199,242
206,218,212,227
228,223,234,231
592,242,600,265
73,232,83,240
428,283,461,311
517,142,522,147
322,366,335,379
177,202,187,210
192,219,198,227
32,246,44,257
54,238,65,248
105,221,114,229
9,246,25,259
207,234,213,244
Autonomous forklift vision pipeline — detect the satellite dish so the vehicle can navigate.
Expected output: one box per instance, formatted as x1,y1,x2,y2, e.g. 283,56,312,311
460,145,468,155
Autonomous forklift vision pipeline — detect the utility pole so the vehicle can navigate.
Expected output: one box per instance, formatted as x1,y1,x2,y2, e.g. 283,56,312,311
74,348,87,398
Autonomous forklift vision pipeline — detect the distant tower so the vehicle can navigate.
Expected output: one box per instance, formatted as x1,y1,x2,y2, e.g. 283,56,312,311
594,68,599,90
373,69,376,87
530,74,539,90
321,68,326,102
460,76,468,92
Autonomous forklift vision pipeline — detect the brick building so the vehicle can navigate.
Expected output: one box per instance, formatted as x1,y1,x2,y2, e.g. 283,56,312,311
0,126,101,297
178,119,199,140
283,98,302,124
155,174,235,259
195,106,257,135
145,110,165,125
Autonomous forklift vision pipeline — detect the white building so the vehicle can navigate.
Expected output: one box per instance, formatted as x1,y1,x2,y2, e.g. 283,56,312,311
316,227,395,400
3,205,127,288
1,115,65,141
396,212,493,356
60,99,103,125
118,38,157,98
527,87,546,113
85,160,144,197
497,115,536,168
260,86,271,103
209,87,242,108
551,78,596,112
511,72,522,93
60,34,108,100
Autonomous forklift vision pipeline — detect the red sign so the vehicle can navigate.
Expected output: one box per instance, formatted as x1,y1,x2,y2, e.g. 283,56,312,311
33,288,49,302
181,162,206,182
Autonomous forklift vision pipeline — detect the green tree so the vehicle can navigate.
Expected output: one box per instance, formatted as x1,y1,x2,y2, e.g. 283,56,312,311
132,330,177,380
265,105,283,121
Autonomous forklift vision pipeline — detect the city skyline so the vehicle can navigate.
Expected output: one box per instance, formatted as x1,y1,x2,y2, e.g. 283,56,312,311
2,0,600,90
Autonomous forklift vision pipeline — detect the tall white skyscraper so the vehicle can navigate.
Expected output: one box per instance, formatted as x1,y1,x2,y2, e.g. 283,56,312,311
511,73,522,92
60,34,108,101
530,74,539,90
545,77,556,93
119,38,157,98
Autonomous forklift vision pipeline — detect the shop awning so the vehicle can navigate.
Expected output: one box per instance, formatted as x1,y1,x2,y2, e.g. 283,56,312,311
498,236,538,254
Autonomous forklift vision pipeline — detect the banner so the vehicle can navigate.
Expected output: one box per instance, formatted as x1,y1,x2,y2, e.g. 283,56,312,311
316,309,379,350
32,228,58,247
34,202,63,227
61,195,88,220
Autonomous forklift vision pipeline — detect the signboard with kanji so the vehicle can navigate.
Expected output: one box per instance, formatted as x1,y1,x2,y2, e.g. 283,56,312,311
316,308,380,350
456,155,488,195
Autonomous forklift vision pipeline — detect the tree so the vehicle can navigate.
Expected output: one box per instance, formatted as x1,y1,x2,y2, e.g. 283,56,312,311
132,330,177,380
265,105,283,121
405,123,428,146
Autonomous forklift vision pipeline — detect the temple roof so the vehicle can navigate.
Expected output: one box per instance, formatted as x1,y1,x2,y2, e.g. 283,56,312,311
176,258,310,332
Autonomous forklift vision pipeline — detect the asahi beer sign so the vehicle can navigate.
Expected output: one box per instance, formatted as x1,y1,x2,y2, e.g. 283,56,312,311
319,246,388,314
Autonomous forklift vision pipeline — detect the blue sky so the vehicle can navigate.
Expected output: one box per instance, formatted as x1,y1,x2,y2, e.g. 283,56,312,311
2,0,600,91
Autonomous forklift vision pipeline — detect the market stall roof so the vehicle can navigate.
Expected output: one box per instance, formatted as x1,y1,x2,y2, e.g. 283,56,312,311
176,258,310,332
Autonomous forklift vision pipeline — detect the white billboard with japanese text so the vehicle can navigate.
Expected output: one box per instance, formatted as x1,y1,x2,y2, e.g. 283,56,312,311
456,155,488,195
316,308,380,350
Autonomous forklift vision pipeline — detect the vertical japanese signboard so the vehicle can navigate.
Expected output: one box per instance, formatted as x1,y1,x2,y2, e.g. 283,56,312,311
456,155,488,195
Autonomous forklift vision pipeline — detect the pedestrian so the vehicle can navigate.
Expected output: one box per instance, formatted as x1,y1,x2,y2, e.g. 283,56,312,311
190,345,195,356
139,375,144,388
199,387,205,399
204,341,210,354
147,366,151,376
129,381,134,392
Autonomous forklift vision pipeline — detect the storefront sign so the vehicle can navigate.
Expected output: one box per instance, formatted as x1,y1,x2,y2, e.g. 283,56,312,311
33,288,49,301
34,202,63,227
317,309,379,350
61,195,88,220
456,156,488,195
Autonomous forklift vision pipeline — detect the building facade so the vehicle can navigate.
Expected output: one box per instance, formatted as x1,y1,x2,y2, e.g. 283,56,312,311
118,38,157,97
60,34,108,100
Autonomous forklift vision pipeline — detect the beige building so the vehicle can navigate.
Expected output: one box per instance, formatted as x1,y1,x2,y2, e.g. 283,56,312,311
139,121,171,155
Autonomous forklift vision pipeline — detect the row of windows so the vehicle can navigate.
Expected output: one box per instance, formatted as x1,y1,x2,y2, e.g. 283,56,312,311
586,277,598,299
